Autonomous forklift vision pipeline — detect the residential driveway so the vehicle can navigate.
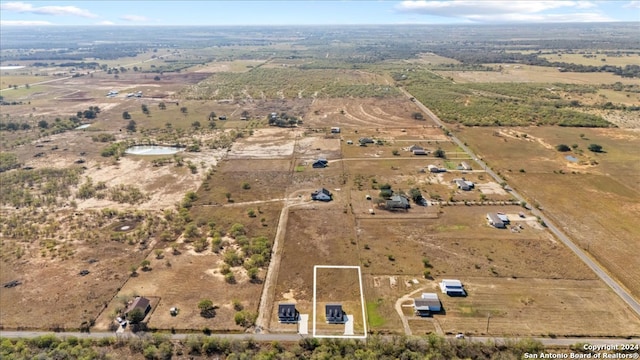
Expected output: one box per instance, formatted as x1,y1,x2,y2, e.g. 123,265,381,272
298,314,308,335
344,315,354,336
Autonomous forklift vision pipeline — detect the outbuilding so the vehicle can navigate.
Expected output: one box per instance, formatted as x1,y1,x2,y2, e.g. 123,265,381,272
439,279,466,296
414,293,441,316
487,213,505,228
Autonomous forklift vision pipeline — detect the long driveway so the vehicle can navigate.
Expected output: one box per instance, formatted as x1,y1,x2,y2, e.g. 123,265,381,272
398,86,640,318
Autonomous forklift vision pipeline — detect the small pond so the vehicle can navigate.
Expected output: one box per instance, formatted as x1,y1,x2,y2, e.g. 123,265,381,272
565,155,578,163
75,124,91,129
125,145,184,155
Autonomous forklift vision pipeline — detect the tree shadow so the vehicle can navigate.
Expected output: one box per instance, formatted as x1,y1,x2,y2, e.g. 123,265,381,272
200,306,219,319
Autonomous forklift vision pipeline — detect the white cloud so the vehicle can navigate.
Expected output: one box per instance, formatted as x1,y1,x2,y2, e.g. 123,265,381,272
395,1,608,22
0,2,97,18
120,15,149,22
0,20,53,26
96,20,115,25
623,1,640,8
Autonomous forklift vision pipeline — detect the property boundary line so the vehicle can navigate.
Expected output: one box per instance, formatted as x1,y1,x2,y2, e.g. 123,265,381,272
312,265,367,339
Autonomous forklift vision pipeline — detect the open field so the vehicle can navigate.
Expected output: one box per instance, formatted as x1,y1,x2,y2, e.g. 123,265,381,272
457,127,640,300
539,52,640,67
2,24,639,340
436,65,640,85
436,277,640,337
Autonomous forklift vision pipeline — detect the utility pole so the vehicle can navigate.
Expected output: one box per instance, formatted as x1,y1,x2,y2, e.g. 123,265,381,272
486,313,491,334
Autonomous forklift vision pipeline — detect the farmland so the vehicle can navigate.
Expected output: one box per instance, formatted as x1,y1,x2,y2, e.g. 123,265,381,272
1,23,639,342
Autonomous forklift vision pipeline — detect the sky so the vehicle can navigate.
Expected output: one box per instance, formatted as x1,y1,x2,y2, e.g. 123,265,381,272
0,0,639,26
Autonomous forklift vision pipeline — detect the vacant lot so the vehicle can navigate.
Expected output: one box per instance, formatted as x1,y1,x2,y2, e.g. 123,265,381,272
436,277,640,337
458,126,640,300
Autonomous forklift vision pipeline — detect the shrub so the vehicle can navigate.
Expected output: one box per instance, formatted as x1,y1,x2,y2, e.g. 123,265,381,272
588,143,603,152
555,144,571,152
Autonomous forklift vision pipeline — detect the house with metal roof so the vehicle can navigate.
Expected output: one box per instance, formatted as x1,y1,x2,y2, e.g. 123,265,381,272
414,293,441,316
487,212,506,228
386,195,410,211
439,279,467,296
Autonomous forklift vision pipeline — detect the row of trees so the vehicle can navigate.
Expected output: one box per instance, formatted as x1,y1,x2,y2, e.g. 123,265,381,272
0,333,549,359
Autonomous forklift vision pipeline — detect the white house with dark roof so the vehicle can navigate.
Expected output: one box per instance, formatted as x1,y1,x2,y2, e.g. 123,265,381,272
440,279,466,296
487,212,505,228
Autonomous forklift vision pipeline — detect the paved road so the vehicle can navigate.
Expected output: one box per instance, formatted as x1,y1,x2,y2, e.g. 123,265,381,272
399,87,640,318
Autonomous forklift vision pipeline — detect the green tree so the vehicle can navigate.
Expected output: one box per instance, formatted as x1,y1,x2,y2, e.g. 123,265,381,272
198,299,216,318
191,121,201,129
126,120,137,132
588,144,603,153
122,111,131,120
180,107,188,115
208,111,217,121
434,148,446,158
141,104,149,115
158,102,166,110
555,144,571,152
140,259,151,271
128,308,145,324
37,120,49,129
412,112,424,120
409,188,422,203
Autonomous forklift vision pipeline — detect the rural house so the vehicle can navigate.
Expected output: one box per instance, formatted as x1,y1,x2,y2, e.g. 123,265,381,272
454,179,474,191
386,195,410,210
413,293,442,316
439,279,467,296
311,188,332,202
125,296,151,317
358,137,374,145
312,159,328,168
486,212,506,228
408,144,423,152
278,303,299,323
325,304,346,324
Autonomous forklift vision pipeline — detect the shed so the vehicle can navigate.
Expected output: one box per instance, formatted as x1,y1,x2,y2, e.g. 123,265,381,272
440,279,466,296
414,293,441,316
331,127,341,133
278,303,299,323
325,304,345,324
487,213,505,228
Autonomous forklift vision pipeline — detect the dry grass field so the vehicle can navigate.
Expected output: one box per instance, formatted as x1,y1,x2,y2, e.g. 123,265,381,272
457,127,640,300
2,43,638,340
437,65,640,85
437,277,640,337
540,52,640,67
